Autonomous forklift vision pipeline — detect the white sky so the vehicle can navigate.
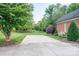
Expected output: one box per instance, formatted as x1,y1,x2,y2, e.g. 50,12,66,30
32,3,50,23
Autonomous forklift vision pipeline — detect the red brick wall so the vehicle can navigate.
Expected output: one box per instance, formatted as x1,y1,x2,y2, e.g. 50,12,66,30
76,19,79,27
56,19,79,34
56,23,64,33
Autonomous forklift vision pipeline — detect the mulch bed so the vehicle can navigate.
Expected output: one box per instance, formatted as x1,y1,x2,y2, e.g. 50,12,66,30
0,40,19,47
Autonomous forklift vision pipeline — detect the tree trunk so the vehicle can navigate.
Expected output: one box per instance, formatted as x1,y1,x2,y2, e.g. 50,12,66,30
5,31,11,42
3,31,13,45
5,35,10,41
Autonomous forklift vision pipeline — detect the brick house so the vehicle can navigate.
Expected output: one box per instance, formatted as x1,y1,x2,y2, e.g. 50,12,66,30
56,9,79,35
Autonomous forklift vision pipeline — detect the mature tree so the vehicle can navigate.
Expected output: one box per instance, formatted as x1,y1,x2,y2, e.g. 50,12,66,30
34,21,41,31
45,3,67,24
37,3,67,32
38,16,49,31
45,4,55,24
16,4,34,32
0,3,33,41
67,3,79,13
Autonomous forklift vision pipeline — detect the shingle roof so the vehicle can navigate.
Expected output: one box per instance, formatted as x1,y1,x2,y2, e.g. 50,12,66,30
57,8,79,22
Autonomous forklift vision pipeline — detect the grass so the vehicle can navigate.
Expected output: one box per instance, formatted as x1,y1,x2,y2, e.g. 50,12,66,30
25,30,62,40
0,30,47,44
0,30,46,45
26,30,62,40
0,32,27,44
0,32,5,42
26,31,47,35
45,34,63,40
11,32,27,43
0,30,62,46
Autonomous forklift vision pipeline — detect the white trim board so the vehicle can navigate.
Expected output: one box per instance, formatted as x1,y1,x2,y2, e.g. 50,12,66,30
57,17,79,24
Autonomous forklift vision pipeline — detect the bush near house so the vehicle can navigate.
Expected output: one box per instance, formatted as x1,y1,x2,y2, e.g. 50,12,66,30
67,21,79,41
46,25,55,34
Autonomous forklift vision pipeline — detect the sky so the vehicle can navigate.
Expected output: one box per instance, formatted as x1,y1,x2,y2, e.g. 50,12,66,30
32,3,69,23
33,3,50,23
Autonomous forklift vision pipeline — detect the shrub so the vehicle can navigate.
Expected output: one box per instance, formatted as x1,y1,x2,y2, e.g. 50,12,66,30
46,25,55,34
67,21,79,41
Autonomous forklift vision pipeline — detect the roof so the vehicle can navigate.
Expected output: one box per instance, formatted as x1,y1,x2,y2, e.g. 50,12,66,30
57,8,79,22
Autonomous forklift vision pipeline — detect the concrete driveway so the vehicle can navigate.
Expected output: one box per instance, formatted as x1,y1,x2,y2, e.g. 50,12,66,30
0,35,79,56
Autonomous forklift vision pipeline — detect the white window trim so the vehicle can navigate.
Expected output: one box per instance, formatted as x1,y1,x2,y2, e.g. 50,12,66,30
64,23,66,33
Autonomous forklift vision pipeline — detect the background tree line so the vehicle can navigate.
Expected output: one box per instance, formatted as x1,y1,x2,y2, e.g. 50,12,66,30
35,3,79,34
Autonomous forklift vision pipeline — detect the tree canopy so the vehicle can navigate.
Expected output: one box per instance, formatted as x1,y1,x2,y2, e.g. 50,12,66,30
0,3,33,41
36,3,67,31
67,3,79,13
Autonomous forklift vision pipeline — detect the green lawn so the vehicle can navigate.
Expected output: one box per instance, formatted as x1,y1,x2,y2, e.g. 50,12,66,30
0,30,62,46
11,32,27,43
0,32,27,44
26,30,47,35
25,30,62,40
0,31,47,44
